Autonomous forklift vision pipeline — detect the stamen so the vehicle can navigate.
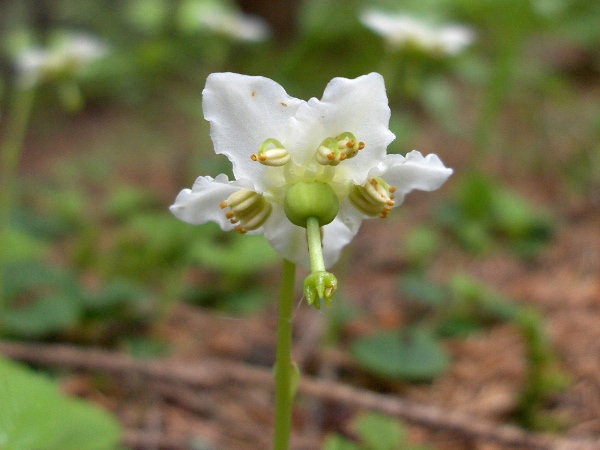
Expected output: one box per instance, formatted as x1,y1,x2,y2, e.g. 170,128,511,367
223,189,272,232
252,138,291,166
349,177,397,218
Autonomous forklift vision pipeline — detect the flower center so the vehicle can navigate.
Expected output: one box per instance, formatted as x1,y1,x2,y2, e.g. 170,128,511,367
349,177,397,218
220,188,272,234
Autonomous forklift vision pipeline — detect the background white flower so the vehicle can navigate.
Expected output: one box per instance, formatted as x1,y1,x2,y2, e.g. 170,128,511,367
178,0,270,42
360,9,475,56
14,31,108,88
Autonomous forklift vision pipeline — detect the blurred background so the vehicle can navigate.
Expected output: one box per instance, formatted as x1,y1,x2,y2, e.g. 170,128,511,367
1,0,599,449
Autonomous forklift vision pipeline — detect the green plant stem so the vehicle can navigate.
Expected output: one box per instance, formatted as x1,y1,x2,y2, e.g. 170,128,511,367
0,86,37,310
306,217,325,273
273,258,296,450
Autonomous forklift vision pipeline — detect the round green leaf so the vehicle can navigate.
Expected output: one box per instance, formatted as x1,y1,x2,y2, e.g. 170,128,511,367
350,327,450,381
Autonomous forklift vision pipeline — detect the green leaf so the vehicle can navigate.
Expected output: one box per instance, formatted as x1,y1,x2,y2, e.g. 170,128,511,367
218,288,272,314
322,434,362,450
1,227,49,263
449,273,522,322
190,233,278,276
350,327,450,381
354,412,405,450
0,356,122,449
0,294,81,338
398,274,447,307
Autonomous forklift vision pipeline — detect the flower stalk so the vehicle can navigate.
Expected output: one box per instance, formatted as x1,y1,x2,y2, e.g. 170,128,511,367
274,259,297,450
0,86,37,311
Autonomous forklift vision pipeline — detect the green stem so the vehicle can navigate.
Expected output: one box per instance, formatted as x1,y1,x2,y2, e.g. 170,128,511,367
0,86,37,311
273,259,296,450
306,216,325,273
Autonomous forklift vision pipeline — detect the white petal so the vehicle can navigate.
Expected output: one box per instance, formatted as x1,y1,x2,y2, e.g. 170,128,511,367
169,174,258,232
373,150,452,198
263,208,357,269
337,198,368,235
202,73,303,192
288,73,395,184
321,218,358,268
263,206,310,267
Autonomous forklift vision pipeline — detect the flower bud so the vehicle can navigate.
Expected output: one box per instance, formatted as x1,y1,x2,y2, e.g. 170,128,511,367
284,181,339,228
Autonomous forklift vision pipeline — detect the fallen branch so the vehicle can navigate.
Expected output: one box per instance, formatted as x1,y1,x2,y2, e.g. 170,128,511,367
0,341,596,450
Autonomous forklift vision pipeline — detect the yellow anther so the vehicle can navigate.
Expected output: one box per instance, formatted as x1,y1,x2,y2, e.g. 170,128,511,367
223,189,272,232
349,177,396,218
254,139,291,166
234,225,247,234
358,142,365,150
346,139,355,148
219,201,228,209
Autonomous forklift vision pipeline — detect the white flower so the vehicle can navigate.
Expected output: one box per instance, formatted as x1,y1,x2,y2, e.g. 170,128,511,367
360,9,475,56
179,0,270,42
14,32,108,88
170,73,452,269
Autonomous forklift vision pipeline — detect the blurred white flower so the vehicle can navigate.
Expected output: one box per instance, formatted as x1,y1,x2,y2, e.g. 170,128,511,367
179,0,270,42
14,32,108,88
360,9,475,56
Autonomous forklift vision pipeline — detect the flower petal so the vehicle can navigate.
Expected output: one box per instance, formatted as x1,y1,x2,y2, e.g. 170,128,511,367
288,73,395,184
263,206,309,267
321,218,357,268
202,73,303,192
373,150,453,198
337,198,368,234
169,174,258,232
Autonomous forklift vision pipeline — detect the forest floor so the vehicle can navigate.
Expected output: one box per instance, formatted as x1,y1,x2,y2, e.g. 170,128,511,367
4,90,600,450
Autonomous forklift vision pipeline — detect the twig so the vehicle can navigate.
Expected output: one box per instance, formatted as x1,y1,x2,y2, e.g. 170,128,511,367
1,341,597,450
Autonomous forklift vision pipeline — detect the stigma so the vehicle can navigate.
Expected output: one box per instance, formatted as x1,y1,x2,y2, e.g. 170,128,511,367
220,189,272,233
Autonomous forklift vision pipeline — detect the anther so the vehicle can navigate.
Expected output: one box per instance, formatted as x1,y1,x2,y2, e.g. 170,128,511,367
253,138,290,166
234,225,247,234
223,189,272,232
349,177,397,218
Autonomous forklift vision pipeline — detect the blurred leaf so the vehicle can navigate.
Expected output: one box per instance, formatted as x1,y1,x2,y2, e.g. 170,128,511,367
322,435,361,450
218,288,272,314
1,263,83,338
350,327,450,381
190,233,278,276
85,279,151,312
449,272,522,322
0,294,80,338
124,336,171,359
398,273,447,307
1,227,49,263
12,207,70,239
402,226,442,268
354,412,405,450
103,186,161,222
0,356,122,450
